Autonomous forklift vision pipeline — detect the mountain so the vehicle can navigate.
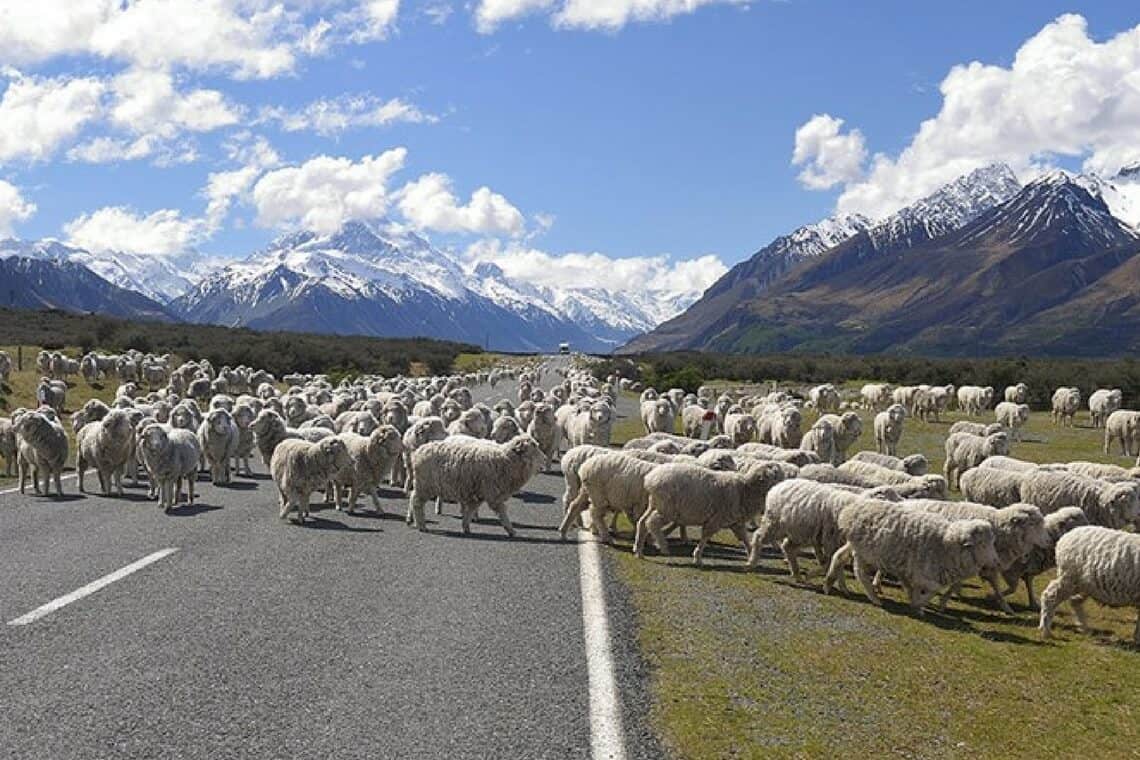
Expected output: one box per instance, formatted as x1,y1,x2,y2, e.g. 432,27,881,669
623,163,1021,353
171,220,692,352
675,171,1140,356
0,256,175,322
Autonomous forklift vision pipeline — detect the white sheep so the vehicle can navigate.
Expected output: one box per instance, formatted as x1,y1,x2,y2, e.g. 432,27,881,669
640,398,676,435
1052,460,1140,482
948,420,1005,437
1003,383,1029,404
1040,526,1140,644
332,426,403,513
756,406,802,448
231,404,257,476
1018,470,1140,529
565,401,615,447
270,437,351,522
849,450,928,476
1050,387,1081,427
560,451,663,542
818,412,862,463
977,455,1038,473
737,442,820,467
860,383,892,411
0,416,15,476
526,402,560,471
681,404,718,439
1002,507,1087,609
808,384,841,413
76,409,135,496
1089,388,1123,429
873,403,906,456
491,415,523,443
959,466,1026,508
1104,410,1140,457
994,401,1030,442
559,443,613,515
943,431,1010,490
398,416,448,491
407,435,545,536
723,412,758,446
800,418,837,465
15,411,69,496
837,460,948,498
448,407,490,438
634,461,788,565
138,423,202,512
957,385,995,417
197,408,239,485
824,499,1001,612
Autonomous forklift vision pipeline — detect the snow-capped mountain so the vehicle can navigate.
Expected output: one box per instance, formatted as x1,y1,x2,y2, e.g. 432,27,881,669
171,220,697,352
0,238,212,303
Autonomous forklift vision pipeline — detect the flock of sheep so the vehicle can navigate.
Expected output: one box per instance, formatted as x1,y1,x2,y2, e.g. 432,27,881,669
3,347,1140,646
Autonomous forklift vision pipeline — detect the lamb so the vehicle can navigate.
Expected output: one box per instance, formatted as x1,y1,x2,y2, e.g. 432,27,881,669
948,420,1005,437
800,418,837,465
75,409,135,496
634,461,789,565
849,450,928,476
197,408,239,485
959,466,1026,508
1002,507,1087,609
808,384,841,413
871,403,906,456
861,383,892,411
681,404,718,439
723,412,758,446
1050,387,1081,427
901,499,1050,614
1018,470,1140,529
527,402,560,471
0,416,15,476
407,435,545,536
15,411,69,496
823,499,1001,612
1004,383,1029,404
332,426,404,513
957,385,995,417
1089,388,1123,429
994,401,1030,442
270,437,351,522
1104,410,1140,456
943,431,1010,490
560,451,663,542
491,415,523,443
640,398,676,435
564,401,615,447
1040,526,1140,644
137,423,202,512
818,412,862,463
756,406,802,448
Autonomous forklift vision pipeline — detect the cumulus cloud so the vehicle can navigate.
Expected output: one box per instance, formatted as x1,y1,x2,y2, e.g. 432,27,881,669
466,239,727,296
813,14,1140,218
260,94,436,136
0,179,36,235
251,148,408,233
475,0,743,33
792,114,867,190
109,68,242,138
0,71,105,162
204,136,282,229
63,206,204,255
396,173,525,237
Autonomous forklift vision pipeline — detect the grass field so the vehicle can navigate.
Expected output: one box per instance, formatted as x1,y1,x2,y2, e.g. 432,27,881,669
609,387,1140,759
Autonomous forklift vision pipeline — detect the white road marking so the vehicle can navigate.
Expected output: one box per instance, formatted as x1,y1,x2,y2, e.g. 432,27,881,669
578,533,628,760
0,472,79,496
8,548,179,626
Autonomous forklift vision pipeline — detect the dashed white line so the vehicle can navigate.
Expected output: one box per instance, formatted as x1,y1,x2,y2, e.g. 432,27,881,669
8,548,179,626
578,533,628,760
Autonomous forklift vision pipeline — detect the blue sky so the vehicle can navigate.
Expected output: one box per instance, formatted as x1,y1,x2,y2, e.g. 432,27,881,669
1,1,1138,295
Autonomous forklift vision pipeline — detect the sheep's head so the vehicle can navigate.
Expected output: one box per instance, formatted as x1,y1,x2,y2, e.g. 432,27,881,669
141,424,169,453
252,409,284,436
590,403,613,426
208,409,232,436
902,454,929,476
370,425,404,457
441,399,463,424
740,461,790,515
985,432,1011,457
840,412,863,438
506,434,545,475
320,438,351,471
350,413,379,436
105,410,133,439
284,396,308,422
1045,507,1088,540
233,405,255,429
1105,483,1140,528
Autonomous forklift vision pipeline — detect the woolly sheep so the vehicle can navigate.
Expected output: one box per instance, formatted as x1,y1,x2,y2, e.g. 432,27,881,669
837,460,948,498
398,416,448,491
994,401,1030,442
943,431,1010,490
808,384,841,414
1051,387,1081,427
824,499,1001,612
756,406,802,448
977,455,1038,473
1018,470,1140,529
564,401,615,447
736,442,820,467
231,404,257,476
559,443,613,515
800,418,837,465
948,421,1004,437
448,407,490,438
818,412,862,464
635,461,789,565
271,437,351,522
36,378,66,413
915,385,954,422
849,450,928,476
76,409,135,496
1089,388,1123,429
957,385,995,417
407,435,545,536
640,398,676,435
723,412,758,446
138,423,202,512
527,402,560,471
861,383,892,411
560,451,664,542
1104,410,1140,457
959,466,1026,508
681,404,718,439
198,408,239,485
15,411,69,496
1002,507,1087,609
1052,460,1140,482
491,415,523,443
873,403,906,456
1003,383,1029,404
0,416,15,477
332,426,403,513
1040,526,1140,644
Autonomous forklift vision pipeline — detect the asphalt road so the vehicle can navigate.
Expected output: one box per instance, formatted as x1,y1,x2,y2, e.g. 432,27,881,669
0,364,663,759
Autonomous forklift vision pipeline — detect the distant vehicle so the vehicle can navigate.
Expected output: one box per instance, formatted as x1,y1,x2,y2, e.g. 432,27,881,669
558,342,570,355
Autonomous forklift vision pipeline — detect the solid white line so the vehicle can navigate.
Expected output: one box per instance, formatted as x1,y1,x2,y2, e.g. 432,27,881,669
0,472,79,496
578,533,628,760
7,548,179,626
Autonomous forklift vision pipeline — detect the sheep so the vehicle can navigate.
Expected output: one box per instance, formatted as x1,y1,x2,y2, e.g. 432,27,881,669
849,450,928,476
823,499,1001,612
977,455,1038,473
818,412,862,464
915,385,954,422
994,401,1030,442
407,435,545,536
800,418,837,465
397,416,448,491
332,426,404,513
1089,388,1123,429
15,412,69,496
137,423,201,512
197,408,239,485
72,398,111,433
959,467,1026,508
901,500,1050,614
560,451,663,542
957,385,995,417
1002,507,1087,609
0,350,11,384
681,404,718,439
491,415,523,443
756,405,802,448
640,398,676,435
1040,526,1140,644
1050,387,1081,427
943,431,1010,490
1018,470,1140,530
559,443,613,514
1004,383,1029,404
837,460,949,498
1104,410,1140,457
270,437,351,523
634,461,789,565
872,404,906,456
526,402,560,471
1051,460,1140,482
736,442,820,467
35,378,66,413
448,407,490,438
723,412,758,446
75,409,135,496
231,404,257,476
251,409,329,467
892,386,922,415
948,421,1004,437
808,384,841,413
565,401,615,447
0,416,15,476
861,383,892,411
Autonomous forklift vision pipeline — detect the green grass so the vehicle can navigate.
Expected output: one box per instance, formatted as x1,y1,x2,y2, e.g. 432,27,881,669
607,386,1140,758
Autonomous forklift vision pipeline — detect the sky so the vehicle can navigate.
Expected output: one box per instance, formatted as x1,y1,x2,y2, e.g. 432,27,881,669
0,1,1139,296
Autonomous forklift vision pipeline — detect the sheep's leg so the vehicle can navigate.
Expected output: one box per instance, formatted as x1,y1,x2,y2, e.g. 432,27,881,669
77,458,87,493
1038,572,1075,639
633,511,652,558
872,570,884,596
590,503,613,545
1023,576,1039,610
460,501,476,534
780,538,804,583
435,496,443,516
491,501,516,538
297,491,311,522
746,532,764,567
187,476,196,505
1069,594,1091,634
53,468,63,496
937,582,961,612
114,467,123,496
982,570,1015,615
852,555,881,606
369,488,383,514
823,542,852,594
729,524,750,553
644,511,670,555
277,488,291,519
559,491,590,540
691,524,716,566
17,458,26,494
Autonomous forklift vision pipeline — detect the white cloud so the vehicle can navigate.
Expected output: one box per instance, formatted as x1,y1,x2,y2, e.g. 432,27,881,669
205,136,282,229
821,14,1140,218
466,239,727,295
66,135,160,164
109,68,242,138
423,2,454,25
475,0,743,33
0,71,105,162
251,149,408,233
342,0,401,42
63,206,204,255
791,114,867,190
0,179,36,235
261,94,436,135
396,173,525,236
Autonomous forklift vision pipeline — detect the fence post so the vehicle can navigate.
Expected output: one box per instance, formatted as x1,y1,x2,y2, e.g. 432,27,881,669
17,345,22,372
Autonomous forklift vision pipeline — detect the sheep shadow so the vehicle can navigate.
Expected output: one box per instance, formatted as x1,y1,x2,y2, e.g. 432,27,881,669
241,472,272,482
27,492,85,502
435,528,570,546
346,509,406,522
301,516,381,533
218,481,258,491
167,502,223,517
518,490,557,505
377,486,406,499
